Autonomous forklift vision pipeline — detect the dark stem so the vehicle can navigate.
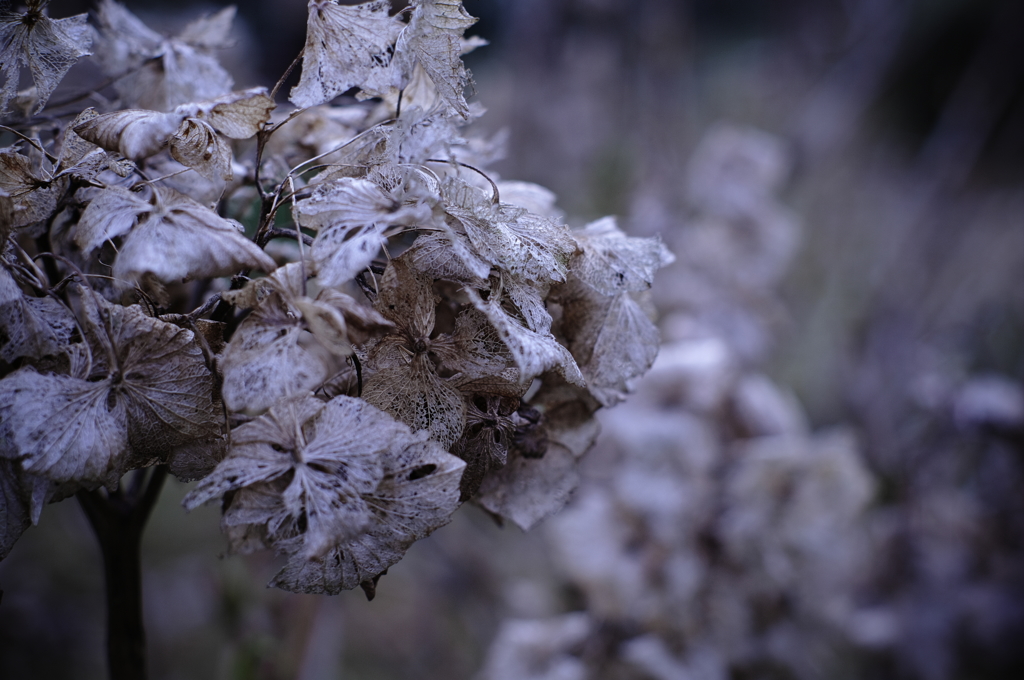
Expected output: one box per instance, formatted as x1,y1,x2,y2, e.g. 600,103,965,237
77,466,168,680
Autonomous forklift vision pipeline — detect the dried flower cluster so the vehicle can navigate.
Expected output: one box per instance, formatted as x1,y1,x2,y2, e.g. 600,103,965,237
0,0,671,596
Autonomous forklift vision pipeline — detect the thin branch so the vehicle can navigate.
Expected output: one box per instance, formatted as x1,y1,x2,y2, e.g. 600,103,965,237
270,48,305,102
352,353,363,397
0,125,58,165
264,227,314,246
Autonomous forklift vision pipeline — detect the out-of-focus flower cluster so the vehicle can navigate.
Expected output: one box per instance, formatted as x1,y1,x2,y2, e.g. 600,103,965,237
481,125,1024,680
481,125,874,680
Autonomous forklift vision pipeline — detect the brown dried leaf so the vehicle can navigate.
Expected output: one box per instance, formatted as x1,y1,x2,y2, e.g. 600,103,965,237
0,2,92,115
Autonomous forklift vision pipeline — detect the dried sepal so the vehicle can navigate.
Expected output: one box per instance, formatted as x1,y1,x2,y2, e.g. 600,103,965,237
475,376,601,530
451,386,522,501
100,302,223,461
398,0,477,118
220,263,390,413
558,277,661,407
404,232,488,283
169,118,233,181
0,148,67,229
0,1,93,115
73,108,185,161
290,0,405,109
185,395,431,564
363,355,466,448
175,88,275,139
293,287,392,356
1,459,33,561
0,368,128,485
444,180,577,286
74,185,151,253
0,266,75,362
359,259,472,446
371,258,436,342
174,4,236,50
186,396,397,554
495,180,561,219
109,187,276,284
54,109,136,184
465,285,584,387
442,307,513,378
570,216,674,296
269,434,466,594
295,177,428,287
503,274,552,334
166,437,225,484
219,300,336,415
54,108,122,182
92,0,163,65
0,291,225,483
141,157,224,210
0,189,12,243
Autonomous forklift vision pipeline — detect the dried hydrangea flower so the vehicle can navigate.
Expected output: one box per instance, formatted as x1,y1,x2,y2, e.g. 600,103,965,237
219,262,391,414
0,289,221,486
185,394,465,594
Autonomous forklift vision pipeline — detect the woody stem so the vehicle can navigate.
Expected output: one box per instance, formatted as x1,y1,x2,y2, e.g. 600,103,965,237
76,466,168,680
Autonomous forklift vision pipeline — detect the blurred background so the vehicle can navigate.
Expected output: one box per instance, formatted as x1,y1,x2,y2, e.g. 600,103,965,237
2,0,1023,678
